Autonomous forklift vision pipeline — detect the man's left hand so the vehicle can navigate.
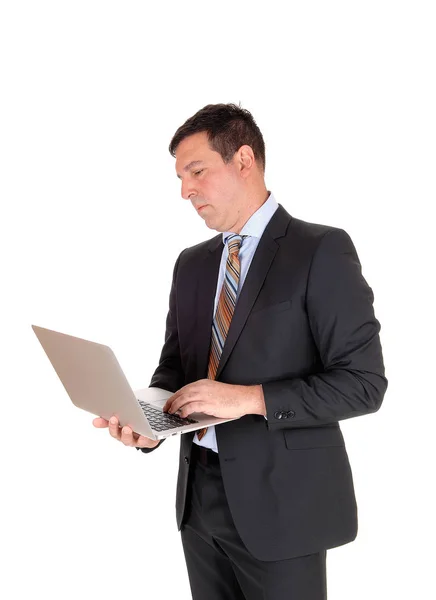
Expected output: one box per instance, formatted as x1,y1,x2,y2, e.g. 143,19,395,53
162,379,265,419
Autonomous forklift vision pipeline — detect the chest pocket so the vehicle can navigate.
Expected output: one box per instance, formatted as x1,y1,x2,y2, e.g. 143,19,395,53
249,299,292,318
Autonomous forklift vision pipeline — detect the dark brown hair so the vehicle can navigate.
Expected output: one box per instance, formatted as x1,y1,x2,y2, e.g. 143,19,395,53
169,103,266,173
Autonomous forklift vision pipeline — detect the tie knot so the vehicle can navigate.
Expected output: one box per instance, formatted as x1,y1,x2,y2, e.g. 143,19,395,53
227,234,247,256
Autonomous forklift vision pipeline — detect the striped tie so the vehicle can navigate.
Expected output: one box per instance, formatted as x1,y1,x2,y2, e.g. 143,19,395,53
196,234,247,441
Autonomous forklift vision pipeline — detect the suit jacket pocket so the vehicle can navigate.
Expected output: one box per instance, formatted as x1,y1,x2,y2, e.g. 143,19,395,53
283,426,345,450
249,299,292,318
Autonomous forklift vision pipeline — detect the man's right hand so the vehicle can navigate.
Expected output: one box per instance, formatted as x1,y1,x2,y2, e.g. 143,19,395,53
92,415,160,449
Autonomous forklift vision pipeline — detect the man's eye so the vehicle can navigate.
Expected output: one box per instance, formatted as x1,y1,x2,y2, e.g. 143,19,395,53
193,169,204,176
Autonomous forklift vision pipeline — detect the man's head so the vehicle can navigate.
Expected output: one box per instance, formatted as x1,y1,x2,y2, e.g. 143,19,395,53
169,103,268,233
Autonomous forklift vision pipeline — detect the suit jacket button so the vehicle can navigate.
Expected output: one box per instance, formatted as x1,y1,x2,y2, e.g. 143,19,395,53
274,411,283,419
287,410,296,418
184,457,189,464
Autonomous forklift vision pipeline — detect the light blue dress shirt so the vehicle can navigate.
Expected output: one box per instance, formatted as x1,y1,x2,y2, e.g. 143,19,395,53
193,191,279,453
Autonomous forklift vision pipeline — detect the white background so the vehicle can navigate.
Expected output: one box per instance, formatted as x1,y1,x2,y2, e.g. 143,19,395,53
1,1,434,598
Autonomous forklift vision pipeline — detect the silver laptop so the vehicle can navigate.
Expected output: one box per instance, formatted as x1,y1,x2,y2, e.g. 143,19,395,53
31,325,238,440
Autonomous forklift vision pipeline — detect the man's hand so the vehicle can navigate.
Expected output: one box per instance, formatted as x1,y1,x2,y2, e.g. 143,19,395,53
92,416,160,449
162,379,266,419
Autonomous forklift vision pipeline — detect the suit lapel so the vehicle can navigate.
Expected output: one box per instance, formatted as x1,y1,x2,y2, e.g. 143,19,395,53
195,235,222,381
195,204,292,381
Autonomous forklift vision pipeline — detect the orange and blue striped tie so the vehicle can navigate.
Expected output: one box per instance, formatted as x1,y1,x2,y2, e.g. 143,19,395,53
197,234,247,441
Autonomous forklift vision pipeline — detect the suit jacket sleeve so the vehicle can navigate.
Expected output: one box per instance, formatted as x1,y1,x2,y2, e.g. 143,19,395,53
137,250,185,453
262,228,388,430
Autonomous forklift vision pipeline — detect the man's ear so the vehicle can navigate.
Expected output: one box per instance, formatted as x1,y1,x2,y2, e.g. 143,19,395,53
237,144,255,177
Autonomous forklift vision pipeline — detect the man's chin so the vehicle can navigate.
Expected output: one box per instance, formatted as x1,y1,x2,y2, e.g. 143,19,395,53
200,213,224,232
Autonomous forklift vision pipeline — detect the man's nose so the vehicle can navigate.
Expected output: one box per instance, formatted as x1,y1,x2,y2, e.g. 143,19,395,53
181,179,196,200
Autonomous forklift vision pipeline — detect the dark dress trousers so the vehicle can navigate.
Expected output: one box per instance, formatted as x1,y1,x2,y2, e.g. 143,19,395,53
139,203,388,562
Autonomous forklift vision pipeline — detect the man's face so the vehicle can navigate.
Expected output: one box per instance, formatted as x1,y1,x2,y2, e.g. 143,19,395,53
175,131,245,232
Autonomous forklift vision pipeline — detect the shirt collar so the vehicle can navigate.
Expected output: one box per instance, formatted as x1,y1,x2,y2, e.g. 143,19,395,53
222,191,279,244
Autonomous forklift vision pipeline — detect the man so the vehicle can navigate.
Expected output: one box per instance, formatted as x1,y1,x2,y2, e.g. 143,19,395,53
93,103,388,599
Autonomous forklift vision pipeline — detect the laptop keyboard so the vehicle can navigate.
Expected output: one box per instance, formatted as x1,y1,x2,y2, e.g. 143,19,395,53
138,400,199,431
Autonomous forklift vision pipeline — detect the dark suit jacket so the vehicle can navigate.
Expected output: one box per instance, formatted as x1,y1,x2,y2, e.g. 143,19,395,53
139,204,388,561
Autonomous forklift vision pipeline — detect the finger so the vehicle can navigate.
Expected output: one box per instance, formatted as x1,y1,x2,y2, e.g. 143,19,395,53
135,434,160,448
93,417,109,428
108,416,122,440
163,383,193,412
168,393,197,415
166,397,184,414
120,426,136,447
178,402,205,419
163,391,179,413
